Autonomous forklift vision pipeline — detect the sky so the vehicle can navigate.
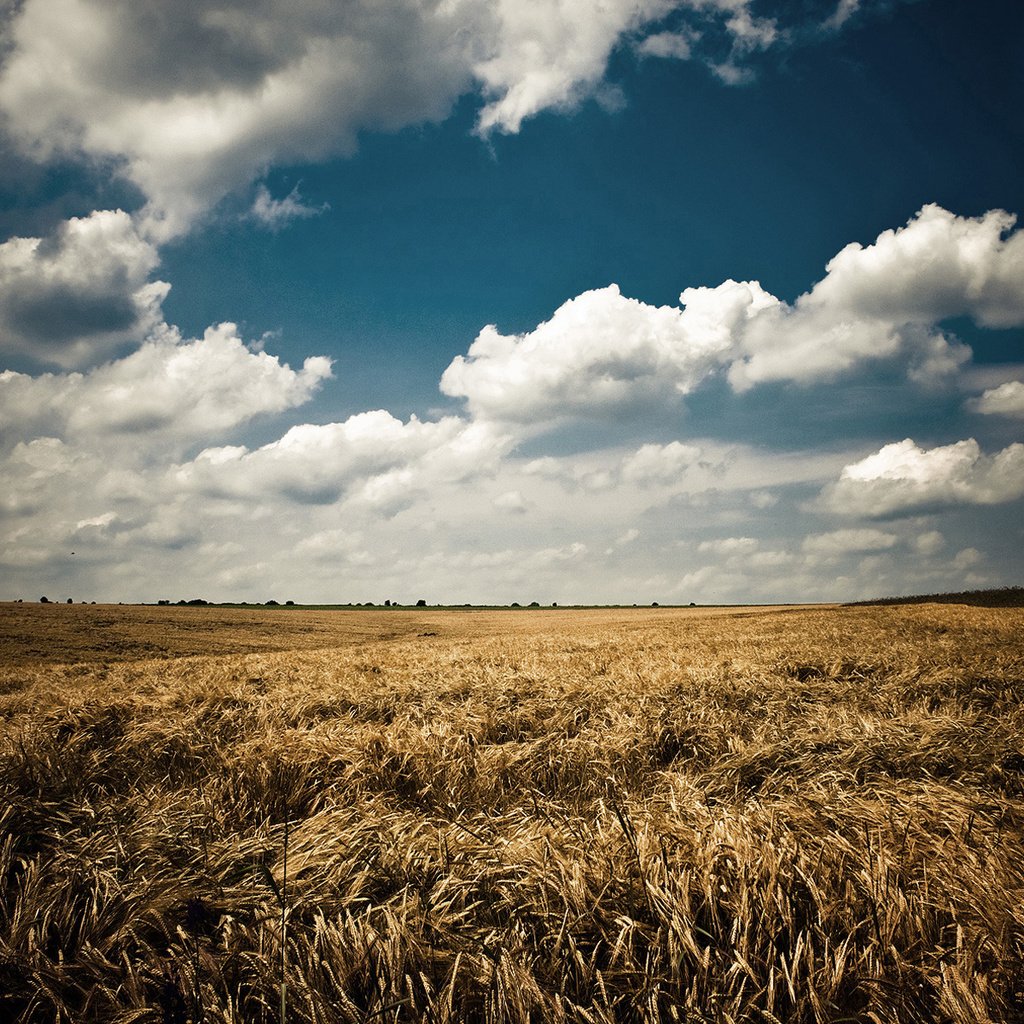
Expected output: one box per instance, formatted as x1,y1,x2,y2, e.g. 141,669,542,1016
0,0,1022,606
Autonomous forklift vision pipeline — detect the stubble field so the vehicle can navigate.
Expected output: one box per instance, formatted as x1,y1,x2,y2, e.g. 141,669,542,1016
0,601,1022,1023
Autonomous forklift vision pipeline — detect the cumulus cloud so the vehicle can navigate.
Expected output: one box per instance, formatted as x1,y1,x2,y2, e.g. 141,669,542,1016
728,205,1024,390
0,323,332,441
969,380,1024,418
440,281,772,424
0,210,167,366
493,489,528,513
0,0,480,235
914,530,945,555
698,536,759,555
0,0,879,233
0,0,679,233
820,438,1024,517
472,0,672,135
621,441,704,485
177,412,508,508
440,208,1024,426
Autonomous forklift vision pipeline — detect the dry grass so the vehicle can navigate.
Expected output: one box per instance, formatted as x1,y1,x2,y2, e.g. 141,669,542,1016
0,602,1022,1022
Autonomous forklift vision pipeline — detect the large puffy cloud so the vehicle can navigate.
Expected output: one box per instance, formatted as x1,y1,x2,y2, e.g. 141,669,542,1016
0,0,867,234
0,323,332,441
729,206,1024,390
0,210,167,366
1,197,1020,601
0,0,478,234
176,412,508,509
820,438,1024,518
472,0,672,134
969,381,1024,418
440,280,774,423
0,0,677,234
440,207,1024,427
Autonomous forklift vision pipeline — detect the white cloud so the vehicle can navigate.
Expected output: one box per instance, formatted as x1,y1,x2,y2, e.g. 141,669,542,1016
493,489,528,513
249,184,326,230
698,536,758,555
969,380,1024,418
440,281,772,425
0,0,693,234
177,412,508,507
0,0,882,234
913,530,945,556
637,30,694,60
952,547,982,570
820,438,1024,517
637,0,786,84
728,206,1024,390
822,0,861,31
0,210,167,367
294,529,376,566
621,441,703,485
0,323,332,441
472,0,673,135
0,0,481,235
440,208,1024,426
802,527,898,556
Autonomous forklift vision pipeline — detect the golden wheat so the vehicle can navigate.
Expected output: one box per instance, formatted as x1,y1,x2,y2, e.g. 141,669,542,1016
0,602,1022,1022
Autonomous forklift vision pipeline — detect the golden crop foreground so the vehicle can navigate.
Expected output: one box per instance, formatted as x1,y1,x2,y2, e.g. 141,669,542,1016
0,603,1022,1023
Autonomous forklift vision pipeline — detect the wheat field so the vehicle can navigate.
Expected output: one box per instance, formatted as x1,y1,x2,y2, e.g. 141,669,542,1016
0,601,1022,1023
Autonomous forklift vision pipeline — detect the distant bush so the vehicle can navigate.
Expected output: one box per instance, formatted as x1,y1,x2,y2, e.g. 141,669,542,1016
266,600,279,606
39,596,49,603
416,599,427,607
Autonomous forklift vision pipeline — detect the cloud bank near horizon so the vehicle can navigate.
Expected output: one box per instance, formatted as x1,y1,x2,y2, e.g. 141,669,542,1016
1,204,1021,604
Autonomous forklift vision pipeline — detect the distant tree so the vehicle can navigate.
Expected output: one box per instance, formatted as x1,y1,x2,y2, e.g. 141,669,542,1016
66,598,73,604
651,602,659,607
39,596,49,603
416,599,427,607
266,599,279,606
285,600,295,606
158,600,170,606
528,601,540,607
511,602,521,608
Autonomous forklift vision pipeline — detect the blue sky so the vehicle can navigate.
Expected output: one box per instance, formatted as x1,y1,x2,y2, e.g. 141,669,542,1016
0,0,1022,604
